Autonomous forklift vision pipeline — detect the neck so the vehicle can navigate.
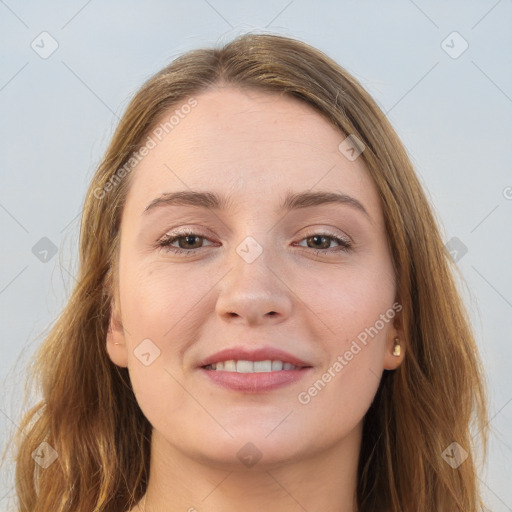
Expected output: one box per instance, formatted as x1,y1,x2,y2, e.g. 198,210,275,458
140,424,361,512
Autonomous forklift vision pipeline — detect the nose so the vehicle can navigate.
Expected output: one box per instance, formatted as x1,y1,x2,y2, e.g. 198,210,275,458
215,238,293,326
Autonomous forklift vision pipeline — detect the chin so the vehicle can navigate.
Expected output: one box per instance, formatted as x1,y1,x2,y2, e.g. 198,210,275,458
185,432,308,469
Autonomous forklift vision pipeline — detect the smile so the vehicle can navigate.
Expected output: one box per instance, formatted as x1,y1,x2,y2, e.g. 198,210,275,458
203,360,300,372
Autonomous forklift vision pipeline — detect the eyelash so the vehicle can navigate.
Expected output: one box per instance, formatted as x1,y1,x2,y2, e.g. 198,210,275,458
155,230,353,256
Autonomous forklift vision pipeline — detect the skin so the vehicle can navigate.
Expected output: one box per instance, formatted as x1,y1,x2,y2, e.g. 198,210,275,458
106,86,404,512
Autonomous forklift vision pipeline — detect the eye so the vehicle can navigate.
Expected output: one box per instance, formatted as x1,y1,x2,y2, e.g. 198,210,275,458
156,231,215,255
155,230,353,256
295,232,353,254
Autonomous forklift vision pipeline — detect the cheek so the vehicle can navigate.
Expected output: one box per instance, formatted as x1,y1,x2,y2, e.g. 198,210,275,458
118,257,213,339
296,349,383,448
296,258,395,338
294,261,394,399
117,258,219,398
294,279,392,441
118,260,208,430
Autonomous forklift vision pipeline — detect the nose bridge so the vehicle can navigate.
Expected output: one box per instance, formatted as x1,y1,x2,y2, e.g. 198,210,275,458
215,232,292,324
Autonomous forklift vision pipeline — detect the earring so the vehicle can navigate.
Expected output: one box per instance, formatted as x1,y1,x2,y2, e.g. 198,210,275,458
392,337,401,357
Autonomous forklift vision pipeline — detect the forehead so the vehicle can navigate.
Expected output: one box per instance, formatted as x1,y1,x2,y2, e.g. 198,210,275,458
123,86,382,223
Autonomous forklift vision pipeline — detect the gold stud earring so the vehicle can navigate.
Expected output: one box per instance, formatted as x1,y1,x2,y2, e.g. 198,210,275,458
392,337,401,357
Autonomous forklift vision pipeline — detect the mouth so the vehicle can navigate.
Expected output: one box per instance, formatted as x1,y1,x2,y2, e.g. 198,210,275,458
198,346,314,393
202,359,307,372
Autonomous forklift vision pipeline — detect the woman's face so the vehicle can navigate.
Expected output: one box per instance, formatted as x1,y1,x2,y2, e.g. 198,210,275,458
107,86,403,468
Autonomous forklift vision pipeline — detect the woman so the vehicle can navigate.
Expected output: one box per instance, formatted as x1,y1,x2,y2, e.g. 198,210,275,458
9,33,488,511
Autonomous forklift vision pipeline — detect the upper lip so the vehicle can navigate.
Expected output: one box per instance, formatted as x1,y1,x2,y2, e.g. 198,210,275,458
197,346,312,368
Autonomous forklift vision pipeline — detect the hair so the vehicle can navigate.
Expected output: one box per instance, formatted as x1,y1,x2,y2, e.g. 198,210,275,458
4,32,488,511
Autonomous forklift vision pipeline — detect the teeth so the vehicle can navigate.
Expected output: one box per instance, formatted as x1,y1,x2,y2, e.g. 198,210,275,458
271,360,283,371
205,359,300,372
223,360,236,372
236,360,254,373
254,360,272,372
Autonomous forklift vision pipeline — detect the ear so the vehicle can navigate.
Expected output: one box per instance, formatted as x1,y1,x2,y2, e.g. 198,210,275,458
106,298,129,368
383,306,405,371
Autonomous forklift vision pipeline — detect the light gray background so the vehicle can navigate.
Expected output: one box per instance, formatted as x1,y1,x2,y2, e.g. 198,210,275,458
1,1,511,510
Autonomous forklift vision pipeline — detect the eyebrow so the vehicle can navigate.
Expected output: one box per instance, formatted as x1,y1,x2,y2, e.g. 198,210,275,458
143,190,371,220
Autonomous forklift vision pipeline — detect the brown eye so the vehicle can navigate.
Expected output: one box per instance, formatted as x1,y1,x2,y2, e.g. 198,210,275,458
175,234,204,249
306,235,332,250
156,231,215,255
296,232,352,254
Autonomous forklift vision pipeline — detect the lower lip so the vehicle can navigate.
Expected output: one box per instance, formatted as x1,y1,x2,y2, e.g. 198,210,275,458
200,367,313,392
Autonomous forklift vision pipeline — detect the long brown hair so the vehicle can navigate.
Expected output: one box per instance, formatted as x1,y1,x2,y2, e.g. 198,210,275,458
4,32,488,511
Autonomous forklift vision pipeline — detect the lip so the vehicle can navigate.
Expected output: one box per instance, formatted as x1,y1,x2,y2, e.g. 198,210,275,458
200,366,313,393
197,345,314,393
196,346,312,369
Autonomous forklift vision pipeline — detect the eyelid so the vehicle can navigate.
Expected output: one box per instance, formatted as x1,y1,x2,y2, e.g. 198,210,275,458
156,226,351,245
156,228,216,248
157,225,215,242
300,227,352,244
